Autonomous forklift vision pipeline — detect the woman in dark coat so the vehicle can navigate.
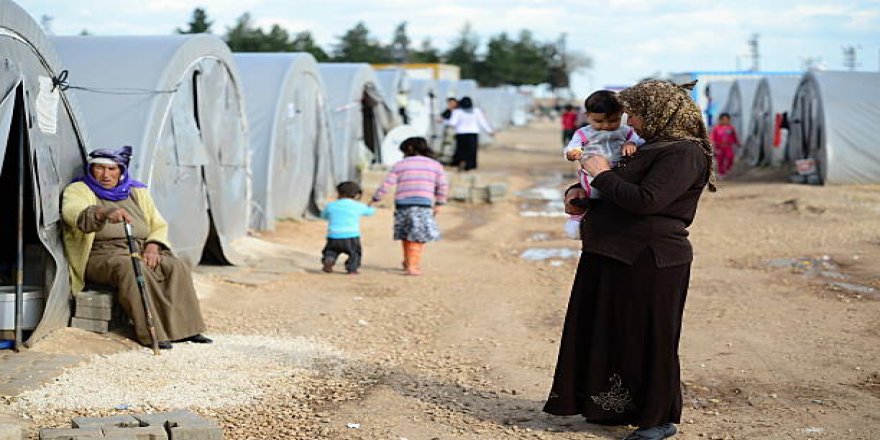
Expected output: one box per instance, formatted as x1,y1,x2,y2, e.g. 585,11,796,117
543,80,716,440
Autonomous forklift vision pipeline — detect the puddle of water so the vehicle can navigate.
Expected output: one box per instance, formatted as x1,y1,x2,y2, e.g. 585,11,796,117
528,232,552,242
516,187,563,201
520,200,567,218
520,248,581,261
828,281,877,296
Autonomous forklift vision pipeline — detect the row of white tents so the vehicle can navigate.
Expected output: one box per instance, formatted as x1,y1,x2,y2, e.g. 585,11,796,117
702,71,880,184
0,0,532,345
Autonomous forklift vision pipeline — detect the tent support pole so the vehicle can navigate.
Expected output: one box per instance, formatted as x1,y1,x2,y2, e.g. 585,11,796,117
14,94,25,352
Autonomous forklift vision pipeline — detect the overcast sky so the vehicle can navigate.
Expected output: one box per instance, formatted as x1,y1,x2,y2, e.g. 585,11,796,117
18,0,880,94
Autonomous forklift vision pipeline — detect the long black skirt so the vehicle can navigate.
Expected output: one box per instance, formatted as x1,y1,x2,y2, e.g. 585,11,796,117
543,248,690,428
452,133,479,170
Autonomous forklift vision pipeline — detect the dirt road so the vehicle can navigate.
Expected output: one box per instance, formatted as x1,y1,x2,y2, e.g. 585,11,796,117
7,122,880,439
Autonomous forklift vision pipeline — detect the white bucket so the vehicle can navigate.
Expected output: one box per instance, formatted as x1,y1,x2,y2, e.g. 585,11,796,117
0,285,45,330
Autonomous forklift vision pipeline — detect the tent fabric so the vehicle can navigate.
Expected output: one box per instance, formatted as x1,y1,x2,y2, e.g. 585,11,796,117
375,68,407,127
0,0,89,344
318,63,394,181
723,78,760,160
745,77,800,167
703,80,732,127
235,53,334,231
406,78,436,138
52,35,250,265
788,71,880,184
431,79,458,153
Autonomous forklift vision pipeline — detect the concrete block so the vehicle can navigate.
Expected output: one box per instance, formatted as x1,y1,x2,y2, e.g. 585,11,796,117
449,186,471,202
0,423,22,440
167,424,223,440
39,427,103,439
487,183,508,202
72,415,140,429
75,305,112,321
103,426,166,440
469,187,489,204
75,291,114,308
133,411,206,429
70,317,109,333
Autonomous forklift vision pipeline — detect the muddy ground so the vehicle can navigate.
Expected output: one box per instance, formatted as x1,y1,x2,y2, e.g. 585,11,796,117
3,121,879,439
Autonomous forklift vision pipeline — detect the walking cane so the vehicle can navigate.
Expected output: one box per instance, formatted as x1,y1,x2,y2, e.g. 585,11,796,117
123,222,160,355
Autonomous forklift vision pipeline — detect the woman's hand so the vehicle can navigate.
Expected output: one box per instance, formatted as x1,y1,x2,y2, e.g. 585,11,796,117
582,154,612,177
97,207,133,224
564,187,588,216
142,242,161,270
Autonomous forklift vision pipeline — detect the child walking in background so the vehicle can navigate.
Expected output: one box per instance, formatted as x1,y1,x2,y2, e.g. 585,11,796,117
320,181,375,274
710,112,738,179
560,104,578,146
371,137,449,276
563,90,644,239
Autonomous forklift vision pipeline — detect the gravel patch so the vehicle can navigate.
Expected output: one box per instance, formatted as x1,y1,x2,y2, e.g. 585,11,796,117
10,335,348,416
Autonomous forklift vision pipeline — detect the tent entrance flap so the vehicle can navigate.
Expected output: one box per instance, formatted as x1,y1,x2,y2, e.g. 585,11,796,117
362,90,380,158
0,86,49,339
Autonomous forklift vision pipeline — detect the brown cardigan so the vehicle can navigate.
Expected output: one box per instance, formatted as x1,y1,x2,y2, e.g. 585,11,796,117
578,140,709,268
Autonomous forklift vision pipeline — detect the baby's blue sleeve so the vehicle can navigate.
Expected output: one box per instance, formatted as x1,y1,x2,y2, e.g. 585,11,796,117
362,204,376,217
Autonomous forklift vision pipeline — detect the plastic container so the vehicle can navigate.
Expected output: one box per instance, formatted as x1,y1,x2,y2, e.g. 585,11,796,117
0,285,45,330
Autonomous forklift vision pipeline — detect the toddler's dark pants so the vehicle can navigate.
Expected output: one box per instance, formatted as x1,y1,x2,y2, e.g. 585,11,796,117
321,237,362,273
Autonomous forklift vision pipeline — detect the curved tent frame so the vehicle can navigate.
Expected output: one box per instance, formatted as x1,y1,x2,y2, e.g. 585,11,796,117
318,63,394,182
375,68,407,127
235,53,334,230
723,78,760,161
53,35,250,266
788,71,880,184
406,78,437,139
0,0,89,344
746,76,800,167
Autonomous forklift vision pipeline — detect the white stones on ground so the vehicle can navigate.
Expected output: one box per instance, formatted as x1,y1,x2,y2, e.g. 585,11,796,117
11,335,347,417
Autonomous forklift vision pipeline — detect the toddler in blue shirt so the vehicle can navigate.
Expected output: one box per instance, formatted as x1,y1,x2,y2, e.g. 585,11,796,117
320,181,375,274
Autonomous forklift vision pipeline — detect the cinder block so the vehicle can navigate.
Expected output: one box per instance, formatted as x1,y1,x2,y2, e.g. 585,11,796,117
487,183,508,202
133,411,205,429
70,317,109,333
0,423,22,440
469,187,489,204
75,291,115,308
39,427,103,439
449,186,471,202
167,424,223,440
72,415,140,429
103,426,167,440
75,305,112,321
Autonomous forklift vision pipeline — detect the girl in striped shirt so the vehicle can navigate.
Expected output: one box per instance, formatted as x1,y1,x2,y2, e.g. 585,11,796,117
370,137,449,276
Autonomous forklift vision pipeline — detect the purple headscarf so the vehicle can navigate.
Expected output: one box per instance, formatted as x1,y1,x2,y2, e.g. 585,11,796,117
75,146,147,201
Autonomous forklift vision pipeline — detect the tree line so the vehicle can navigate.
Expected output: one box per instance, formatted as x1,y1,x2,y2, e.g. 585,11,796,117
176,8,589,88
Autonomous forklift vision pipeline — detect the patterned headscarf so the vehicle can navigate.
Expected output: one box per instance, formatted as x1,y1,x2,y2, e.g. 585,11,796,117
75,145,147,201
619,80,716,192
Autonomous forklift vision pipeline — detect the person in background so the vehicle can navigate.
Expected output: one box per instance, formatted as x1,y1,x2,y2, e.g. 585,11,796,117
440,97,458,121
370,137,448,276
560,103,578,146
62,146,211,350
446,96,494,171
320,181,375,275
709,112,738,179
544,80,714,440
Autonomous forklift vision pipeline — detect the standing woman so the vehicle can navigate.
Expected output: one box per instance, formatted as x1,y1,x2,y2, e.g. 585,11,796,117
543,80,715,440
446,96,494,171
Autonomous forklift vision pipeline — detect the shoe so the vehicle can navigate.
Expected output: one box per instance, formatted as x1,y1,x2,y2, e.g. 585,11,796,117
184,334,213,344
623,423,677,440
347,270,359,275
322,258,334,273
157,341,172,350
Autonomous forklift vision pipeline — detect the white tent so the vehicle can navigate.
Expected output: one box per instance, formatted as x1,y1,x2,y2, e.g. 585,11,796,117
787,71,880,184
703,80,733,127
406,78,437,138
476,87,510,131
235,53,334,231
511,87,533,126
745,77,800,167
318,63,394,181
53,35,250,266
722,78,760,160
456,79,479,103
375,67,408,127
0,0,89,345
431,79,458,158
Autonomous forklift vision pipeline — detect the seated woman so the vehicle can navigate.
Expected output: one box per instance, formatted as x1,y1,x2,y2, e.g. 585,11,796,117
62,146,211,350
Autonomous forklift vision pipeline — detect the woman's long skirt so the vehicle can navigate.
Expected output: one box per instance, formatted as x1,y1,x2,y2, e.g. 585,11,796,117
85,240,206,345
452,133,479,170
543,249,690,428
